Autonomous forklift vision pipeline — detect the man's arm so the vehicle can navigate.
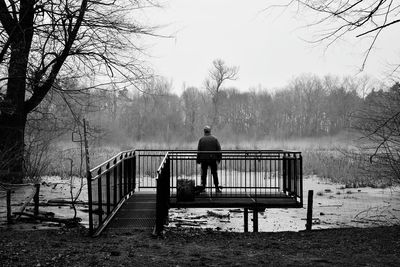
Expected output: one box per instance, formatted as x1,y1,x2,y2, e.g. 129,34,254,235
216,139,221,151
216,139,222,162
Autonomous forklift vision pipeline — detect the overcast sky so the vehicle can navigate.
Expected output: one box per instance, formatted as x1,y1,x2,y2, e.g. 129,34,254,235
145,0,400,94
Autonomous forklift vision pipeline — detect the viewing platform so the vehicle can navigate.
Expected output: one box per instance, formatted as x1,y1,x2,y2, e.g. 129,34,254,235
86,150,303,236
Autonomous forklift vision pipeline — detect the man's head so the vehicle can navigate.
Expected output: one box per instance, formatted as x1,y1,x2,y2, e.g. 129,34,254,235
204,125,211,134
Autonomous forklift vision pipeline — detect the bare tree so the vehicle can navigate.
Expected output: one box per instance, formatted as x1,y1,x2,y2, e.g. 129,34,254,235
273,0,400,73
204,59,238,127
0,0,158,183
353,83,400,184
270,1,400,183
181,87,204,141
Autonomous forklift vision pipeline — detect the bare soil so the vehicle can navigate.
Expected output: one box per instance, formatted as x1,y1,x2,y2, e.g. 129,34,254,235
0,225,399,266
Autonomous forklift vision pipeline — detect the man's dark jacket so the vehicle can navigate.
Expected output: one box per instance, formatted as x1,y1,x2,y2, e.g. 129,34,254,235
197,133,222,163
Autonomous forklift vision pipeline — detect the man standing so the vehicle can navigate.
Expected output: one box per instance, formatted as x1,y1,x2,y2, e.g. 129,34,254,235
197,125,222,193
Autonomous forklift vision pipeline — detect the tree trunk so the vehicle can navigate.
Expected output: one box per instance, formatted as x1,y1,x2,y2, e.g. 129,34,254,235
0,113,26,183
0,36,31,183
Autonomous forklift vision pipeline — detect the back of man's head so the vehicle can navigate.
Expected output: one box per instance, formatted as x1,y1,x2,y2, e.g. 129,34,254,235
204,125,211,134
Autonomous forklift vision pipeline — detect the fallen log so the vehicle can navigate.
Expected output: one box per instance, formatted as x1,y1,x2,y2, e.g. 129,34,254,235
175,222,202,227
172,218,207,224
47,199,88,205
13,212,81,227
15,187,37,221
207,210,230,219
318,204,343,207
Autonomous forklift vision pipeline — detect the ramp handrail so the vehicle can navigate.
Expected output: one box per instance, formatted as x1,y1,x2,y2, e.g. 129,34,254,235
87,149,136,236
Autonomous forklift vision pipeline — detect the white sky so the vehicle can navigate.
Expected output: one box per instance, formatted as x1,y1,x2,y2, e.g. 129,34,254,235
144,0,400,94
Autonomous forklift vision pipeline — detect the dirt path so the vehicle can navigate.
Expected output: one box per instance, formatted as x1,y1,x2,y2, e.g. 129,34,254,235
0,225,399,266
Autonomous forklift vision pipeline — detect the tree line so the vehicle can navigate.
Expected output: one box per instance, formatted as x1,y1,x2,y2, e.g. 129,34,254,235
37,73,380,145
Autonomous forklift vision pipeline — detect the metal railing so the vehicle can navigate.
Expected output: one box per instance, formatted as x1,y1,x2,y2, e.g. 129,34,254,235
135,149,193,190
135,150,171,190
155,153,170,233
154,150,302,233
88,150,136,236
167,151,302,200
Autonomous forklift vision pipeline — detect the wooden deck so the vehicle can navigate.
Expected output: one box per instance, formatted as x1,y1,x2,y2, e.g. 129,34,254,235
170,191,300,209
105,190,300,233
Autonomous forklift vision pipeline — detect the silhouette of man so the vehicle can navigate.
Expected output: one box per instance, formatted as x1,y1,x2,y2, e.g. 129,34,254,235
196,125,222,193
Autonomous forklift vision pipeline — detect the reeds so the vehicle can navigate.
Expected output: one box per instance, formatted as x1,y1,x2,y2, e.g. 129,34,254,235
41,135,392,188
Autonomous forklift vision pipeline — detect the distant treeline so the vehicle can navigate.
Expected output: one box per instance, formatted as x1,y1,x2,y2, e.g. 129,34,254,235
30,74,393,144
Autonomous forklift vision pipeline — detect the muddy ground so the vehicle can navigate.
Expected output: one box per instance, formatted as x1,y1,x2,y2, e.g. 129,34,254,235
0,225,399,266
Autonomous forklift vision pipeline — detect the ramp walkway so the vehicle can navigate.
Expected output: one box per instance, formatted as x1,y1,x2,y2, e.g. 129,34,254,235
105,192,156,232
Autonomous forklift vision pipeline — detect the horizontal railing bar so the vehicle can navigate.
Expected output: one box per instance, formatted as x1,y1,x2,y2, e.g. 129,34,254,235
168,157,288,160
90,149,135,173
168,151,300,154
168,195,292,199
136,149,287,152
91,163,122,180
169,186,281,189
157,153,169,173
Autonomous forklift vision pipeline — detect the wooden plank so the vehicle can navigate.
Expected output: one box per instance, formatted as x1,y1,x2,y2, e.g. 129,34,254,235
169,196,300,209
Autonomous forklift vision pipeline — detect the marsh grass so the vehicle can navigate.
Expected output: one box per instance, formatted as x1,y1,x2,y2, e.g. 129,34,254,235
42,134,391,188
46,142,121,177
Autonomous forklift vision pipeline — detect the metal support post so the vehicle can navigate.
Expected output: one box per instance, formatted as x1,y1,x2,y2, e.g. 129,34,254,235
306,190,314,231
244,208,248,232
253,208,258,232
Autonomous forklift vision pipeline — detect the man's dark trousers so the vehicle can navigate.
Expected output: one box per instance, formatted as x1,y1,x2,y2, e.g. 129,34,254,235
200,160,219,188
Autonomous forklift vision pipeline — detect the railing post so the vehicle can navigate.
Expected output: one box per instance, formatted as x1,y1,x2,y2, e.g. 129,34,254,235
164,157,170,224
118,155,123,197
132,154,136,192
282,153,287,193
244,208,248,232
306,190,314,231
113,158,118,206
97,168,103,224
254,158,257,200
87,171,93,236
106,163,111,215
300,154,303,206
293,153,298,197
288,155,292,193
253,207,258,232
127,153,132,192
34,183,40,217
155,154,170,235
124,154,128,195
155,177,164,235
137,151,141,191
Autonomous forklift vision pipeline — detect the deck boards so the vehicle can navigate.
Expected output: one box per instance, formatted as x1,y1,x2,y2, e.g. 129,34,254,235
170,191,300,208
